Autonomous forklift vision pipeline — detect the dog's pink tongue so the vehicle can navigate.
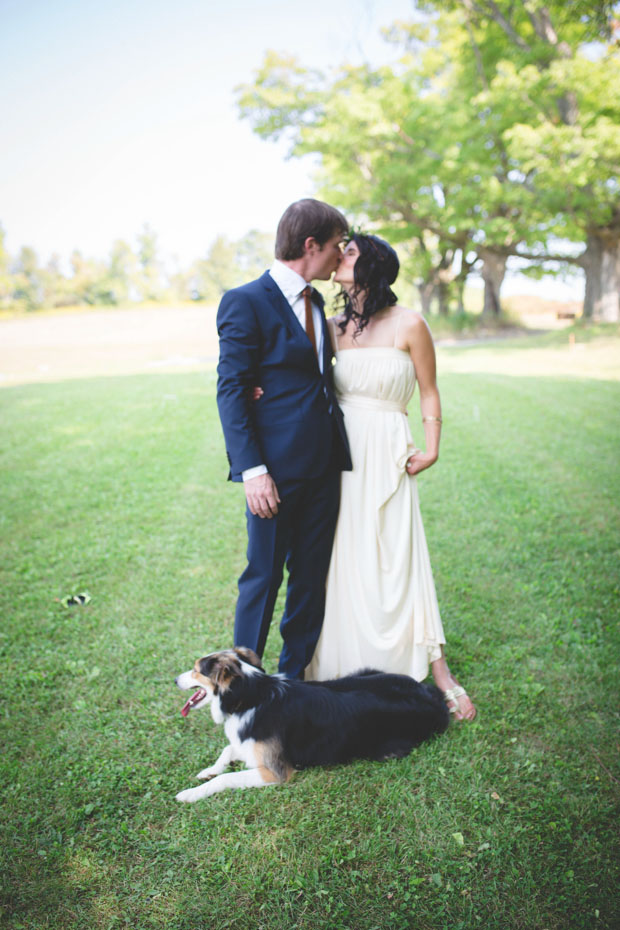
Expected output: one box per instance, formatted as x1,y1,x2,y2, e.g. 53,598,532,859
180,689,206,717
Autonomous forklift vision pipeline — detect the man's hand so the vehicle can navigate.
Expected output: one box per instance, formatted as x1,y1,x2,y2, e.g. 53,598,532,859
244,473,281,518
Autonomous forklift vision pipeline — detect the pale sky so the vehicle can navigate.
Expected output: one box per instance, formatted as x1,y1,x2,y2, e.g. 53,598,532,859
1,0,583,297
1,0,416,267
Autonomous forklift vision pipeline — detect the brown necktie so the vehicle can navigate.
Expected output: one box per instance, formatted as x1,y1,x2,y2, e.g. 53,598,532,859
302,285,317,358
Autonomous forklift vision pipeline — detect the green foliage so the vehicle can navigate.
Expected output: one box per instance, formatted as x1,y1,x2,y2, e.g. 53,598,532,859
107,239,139,304
191,229,273,302
1,332,619,929
237,2,620,318
0,225,274,313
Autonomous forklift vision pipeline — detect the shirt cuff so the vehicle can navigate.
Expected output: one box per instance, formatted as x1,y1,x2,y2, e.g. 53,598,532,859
242,464,268,481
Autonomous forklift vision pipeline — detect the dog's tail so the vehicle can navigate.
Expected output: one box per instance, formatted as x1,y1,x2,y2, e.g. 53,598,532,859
415,681,451,738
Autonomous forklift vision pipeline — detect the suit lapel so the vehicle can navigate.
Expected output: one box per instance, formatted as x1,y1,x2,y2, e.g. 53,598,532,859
258,273,325,369
257,271,302,340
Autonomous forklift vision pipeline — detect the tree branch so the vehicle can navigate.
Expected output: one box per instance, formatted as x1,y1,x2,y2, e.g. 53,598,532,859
523,2,573,56
464,18,490,91
461,0,532,50
512,248,586,266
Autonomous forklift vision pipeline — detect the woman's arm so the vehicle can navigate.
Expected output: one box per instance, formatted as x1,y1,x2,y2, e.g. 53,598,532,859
400,310,442,477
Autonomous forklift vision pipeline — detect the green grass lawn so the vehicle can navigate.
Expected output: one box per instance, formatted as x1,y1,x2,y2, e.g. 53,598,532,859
1,331,619,930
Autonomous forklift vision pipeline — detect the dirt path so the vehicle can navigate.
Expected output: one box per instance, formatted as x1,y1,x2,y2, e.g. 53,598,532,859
0,305,220,386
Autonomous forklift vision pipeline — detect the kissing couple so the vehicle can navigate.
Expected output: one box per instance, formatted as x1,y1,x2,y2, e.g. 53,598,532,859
216,198,475,721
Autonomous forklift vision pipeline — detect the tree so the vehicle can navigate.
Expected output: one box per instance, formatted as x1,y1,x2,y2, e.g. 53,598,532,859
136,224,165,301
443,0,620,319
192,230,273,303
237,3,620,319
236,229,274,280
0,224,12,311
68,250,116,305
484,52,620,319
40,253,70,308
11,246,43,311
108,239,139,304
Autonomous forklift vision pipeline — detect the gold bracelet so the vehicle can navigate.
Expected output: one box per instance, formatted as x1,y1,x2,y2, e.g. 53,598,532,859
422,416,442,424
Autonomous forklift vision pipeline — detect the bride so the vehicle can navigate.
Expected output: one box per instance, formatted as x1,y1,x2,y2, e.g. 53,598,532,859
306,233,476,722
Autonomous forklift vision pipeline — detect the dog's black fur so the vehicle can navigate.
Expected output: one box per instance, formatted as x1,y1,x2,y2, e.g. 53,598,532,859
175,648,450,800
236,665,448,767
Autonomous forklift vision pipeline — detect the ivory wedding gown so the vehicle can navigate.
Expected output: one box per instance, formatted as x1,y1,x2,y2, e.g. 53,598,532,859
306,342,445,682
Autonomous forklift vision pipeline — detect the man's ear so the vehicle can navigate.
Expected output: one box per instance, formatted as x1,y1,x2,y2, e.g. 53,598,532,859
303,236,319,254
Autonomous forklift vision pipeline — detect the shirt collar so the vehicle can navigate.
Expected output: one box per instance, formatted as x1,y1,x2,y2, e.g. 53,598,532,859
269,259,309,304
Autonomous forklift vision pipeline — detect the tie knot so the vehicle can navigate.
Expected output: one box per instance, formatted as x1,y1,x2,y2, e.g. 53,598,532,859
301,285,312,299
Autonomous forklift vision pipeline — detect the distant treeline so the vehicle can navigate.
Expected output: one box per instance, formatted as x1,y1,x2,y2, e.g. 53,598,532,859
0,224,274,312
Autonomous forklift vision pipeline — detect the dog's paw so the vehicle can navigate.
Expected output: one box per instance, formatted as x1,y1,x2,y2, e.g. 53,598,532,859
196,767,218,780
176,786,206,803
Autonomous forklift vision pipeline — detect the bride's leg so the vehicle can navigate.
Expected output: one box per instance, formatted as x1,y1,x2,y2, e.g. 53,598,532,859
431,648,476,721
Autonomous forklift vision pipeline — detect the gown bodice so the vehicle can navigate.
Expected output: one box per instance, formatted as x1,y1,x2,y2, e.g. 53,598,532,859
334,348,416,412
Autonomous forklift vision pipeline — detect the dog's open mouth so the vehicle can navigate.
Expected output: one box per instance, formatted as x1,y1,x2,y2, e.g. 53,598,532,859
180,689,207,717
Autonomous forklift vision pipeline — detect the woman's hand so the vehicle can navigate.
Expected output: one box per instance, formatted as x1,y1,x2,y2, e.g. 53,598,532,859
247,386,264,402
406,451,437,476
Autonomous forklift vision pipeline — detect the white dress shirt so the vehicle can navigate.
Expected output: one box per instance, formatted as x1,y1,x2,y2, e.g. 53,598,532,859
267,260,324,370
242,260,324,482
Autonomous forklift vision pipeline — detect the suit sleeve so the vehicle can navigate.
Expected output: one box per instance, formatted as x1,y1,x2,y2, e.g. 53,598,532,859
216,289,264,476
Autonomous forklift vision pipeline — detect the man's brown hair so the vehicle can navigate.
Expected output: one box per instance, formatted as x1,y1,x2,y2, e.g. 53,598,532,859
275,199,348,261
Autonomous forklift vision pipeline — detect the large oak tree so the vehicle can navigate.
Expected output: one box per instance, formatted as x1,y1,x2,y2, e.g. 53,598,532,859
238,1,620,319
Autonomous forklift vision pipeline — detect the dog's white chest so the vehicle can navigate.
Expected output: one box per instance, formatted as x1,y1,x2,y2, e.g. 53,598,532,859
224,710,257,768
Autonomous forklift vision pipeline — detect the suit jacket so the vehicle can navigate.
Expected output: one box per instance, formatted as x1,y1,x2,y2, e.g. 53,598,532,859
216,271,351,487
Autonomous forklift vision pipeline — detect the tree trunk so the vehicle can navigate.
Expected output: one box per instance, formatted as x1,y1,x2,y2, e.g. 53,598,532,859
437,280,450,315
480,251,507,317
455,252,475,314
582,232,620,322
418,281,434,315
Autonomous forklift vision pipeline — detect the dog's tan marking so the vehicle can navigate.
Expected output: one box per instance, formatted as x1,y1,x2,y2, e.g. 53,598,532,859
190,663,213,690
211,655,241,691
254,739,293,784
191,654,242,692
233,646,263,669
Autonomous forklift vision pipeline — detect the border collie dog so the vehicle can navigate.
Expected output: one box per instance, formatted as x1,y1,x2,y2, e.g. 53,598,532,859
174,647,449,802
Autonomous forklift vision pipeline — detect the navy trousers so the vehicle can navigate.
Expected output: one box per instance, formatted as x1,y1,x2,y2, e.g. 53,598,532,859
234,470,341,679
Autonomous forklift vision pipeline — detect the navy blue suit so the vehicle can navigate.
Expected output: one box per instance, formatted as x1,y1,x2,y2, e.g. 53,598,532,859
216,271,351,678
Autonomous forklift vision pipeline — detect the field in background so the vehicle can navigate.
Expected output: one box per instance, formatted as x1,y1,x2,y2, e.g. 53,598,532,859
0,295,611,388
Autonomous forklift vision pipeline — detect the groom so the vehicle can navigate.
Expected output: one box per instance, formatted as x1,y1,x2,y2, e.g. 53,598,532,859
216,198,351,679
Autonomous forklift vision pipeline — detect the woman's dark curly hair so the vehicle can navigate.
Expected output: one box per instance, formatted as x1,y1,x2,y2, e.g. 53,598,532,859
338,233,399,336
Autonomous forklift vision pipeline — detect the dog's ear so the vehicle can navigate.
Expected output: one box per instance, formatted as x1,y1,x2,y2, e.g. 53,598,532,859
234,646,264,670
213,655,242,691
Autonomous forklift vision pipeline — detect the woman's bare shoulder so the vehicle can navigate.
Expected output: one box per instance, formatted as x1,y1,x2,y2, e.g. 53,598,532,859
394,305,428,327
394,306,433,343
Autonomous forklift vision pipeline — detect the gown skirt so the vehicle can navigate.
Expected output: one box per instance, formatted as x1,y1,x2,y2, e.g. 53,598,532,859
306,347,445,683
